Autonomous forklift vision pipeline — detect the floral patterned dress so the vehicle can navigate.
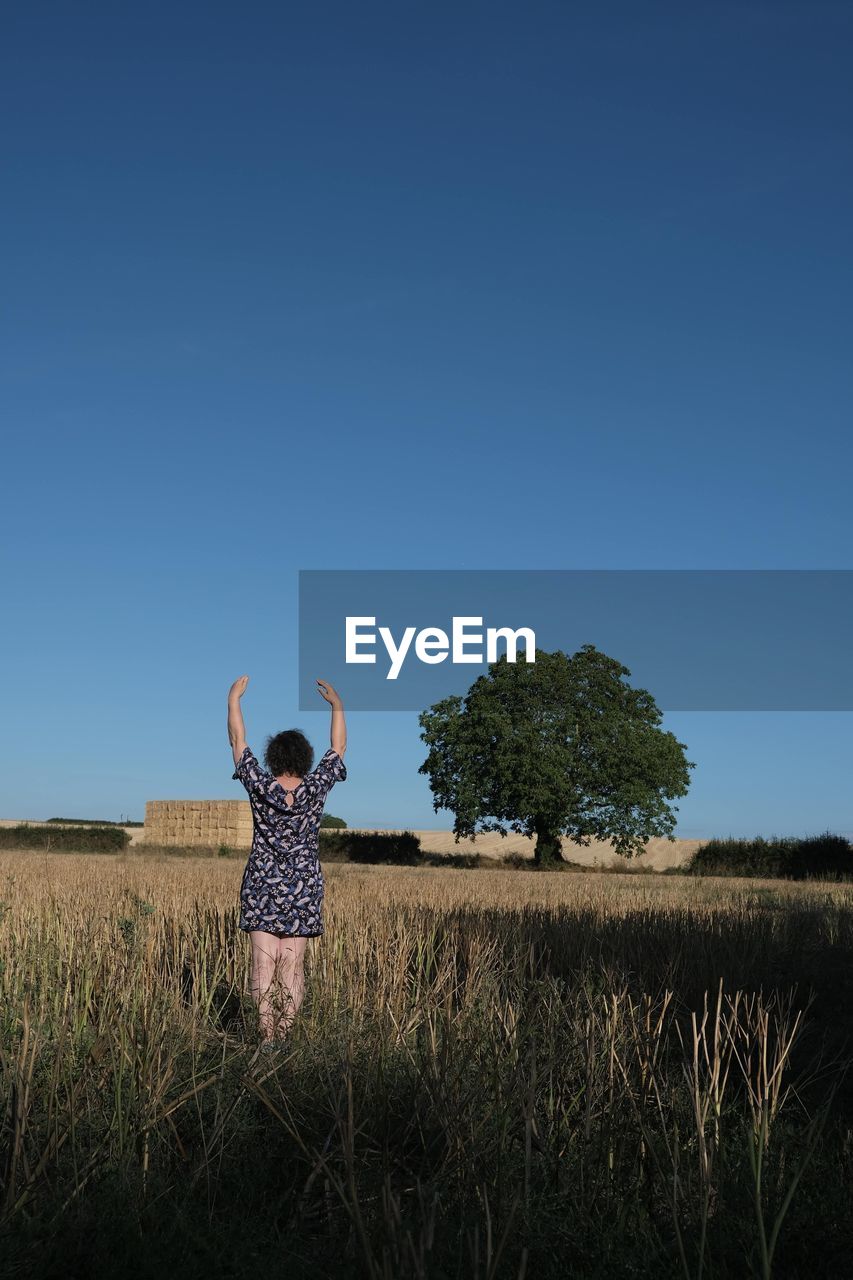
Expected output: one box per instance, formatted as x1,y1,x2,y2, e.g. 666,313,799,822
232,745,347,937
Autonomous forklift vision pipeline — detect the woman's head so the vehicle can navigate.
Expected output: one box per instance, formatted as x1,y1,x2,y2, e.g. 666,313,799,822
264,730,314,778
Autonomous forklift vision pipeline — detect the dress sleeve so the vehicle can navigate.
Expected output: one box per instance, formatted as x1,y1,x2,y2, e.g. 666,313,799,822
306,748,347,798
231,746,276,800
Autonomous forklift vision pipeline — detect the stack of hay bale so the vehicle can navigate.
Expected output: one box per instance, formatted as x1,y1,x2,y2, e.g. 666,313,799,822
143,800,253,849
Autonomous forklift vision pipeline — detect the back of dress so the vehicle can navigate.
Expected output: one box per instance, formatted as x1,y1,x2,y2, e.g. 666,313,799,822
232,745,347,855
233,745,347,937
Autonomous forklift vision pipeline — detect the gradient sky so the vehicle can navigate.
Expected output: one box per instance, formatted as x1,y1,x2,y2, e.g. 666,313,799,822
2,2,851,838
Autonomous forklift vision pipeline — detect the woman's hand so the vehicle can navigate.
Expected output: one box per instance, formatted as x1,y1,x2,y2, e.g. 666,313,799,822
316,679,341,706
229,675,250,701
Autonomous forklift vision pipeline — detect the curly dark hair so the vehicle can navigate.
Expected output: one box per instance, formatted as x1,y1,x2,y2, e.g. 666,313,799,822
264,730,314,778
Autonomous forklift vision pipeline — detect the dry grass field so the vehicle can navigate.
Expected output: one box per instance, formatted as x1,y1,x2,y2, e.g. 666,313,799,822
0,849,851,1278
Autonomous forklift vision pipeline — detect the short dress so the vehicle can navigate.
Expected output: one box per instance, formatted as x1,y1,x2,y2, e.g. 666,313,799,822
232,744,347,937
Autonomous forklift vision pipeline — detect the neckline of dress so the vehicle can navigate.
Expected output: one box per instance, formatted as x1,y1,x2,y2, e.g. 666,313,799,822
272,777,307,806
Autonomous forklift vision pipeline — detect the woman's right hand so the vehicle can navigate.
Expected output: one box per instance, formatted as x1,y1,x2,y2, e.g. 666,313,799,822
229,675,250,700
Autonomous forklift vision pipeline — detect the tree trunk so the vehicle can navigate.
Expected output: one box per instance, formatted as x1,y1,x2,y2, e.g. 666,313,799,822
533,821,563,867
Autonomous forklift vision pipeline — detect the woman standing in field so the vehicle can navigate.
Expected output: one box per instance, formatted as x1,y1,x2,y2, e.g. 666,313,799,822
227,674,347,1050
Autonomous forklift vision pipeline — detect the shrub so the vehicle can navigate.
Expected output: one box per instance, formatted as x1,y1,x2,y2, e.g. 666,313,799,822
421,850,481,869
320,814,347,829
319,830,422,864
790,831,853,878
0,824,130,853
689,830,852,880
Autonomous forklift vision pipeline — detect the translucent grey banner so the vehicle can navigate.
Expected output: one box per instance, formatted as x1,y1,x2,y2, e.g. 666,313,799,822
298,570,853,711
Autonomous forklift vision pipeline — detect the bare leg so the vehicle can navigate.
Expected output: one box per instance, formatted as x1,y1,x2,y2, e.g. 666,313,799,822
249,930,285,1041
273,935,309,1035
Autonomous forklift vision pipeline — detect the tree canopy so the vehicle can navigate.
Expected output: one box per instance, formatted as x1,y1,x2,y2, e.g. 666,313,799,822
418,645,695,864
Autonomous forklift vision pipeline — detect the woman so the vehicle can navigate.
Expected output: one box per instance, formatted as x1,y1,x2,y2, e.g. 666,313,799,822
227,674,347,1050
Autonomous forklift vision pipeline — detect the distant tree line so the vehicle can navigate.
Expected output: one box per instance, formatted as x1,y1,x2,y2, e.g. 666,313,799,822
46,817,144,827
1,821,850,876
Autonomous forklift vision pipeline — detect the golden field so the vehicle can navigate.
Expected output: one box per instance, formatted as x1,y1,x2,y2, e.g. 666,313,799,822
1,849,851,1279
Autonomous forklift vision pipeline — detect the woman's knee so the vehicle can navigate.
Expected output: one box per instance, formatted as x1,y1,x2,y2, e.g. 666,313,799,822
278,947,302,974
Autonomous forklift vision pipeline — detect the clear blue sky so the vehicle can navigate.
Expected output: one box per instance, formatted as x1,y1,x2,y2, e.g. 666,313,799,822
2,2,851,838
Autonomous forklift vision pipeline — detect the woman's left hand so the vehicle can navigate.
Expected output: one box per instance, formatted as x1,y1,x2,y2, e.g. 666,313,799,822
316,679,341,705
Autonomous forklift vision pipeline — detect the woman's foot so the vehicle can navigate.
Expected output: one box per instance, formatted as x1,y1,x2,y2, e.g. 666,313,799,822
260,1037,288,1053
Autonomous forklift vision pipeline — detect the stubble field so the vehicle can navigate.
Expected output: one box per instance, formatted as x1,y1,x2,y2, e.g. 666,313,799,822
0,850,851,1279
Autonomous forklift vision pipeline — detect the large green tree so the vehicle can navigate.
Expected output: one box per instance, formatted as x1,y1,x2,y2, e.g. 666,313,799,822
418,645,694,865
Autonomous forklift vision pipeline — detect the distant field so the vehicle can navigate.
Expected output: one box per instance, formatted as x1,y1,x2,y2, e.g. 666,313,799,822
366,828,705,869
0,817,703,868
1,850,851,1278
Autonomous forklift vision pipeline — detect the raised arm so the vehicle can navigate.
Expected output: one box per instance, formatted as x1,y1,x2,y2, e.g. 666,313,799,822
227,675,250,765
316,679,346,756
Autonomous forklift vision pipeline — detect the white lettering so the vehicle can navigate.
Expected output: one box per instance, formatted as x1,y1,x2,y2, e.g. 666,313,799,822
379,625,417,680
415,628,449,664
346,617,377,664
345,617,536,678
487,626,536,663
452,616,485,663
